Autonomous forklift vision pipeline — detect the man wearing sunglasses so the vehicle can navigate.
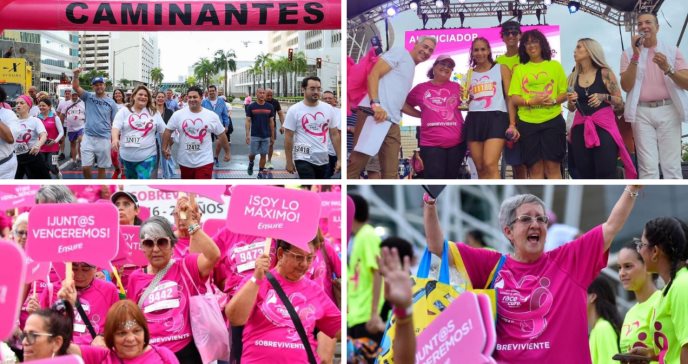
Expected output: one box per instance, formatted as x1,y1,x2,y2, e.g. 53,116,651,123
496,21,528,180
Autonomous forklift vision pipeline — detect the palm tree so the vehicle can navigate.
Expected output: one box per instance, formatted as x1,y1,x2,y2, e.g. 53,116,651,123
292,51,308,96
120,79,131,89
184,76,197,89
249,63,261,96
270,56,290,97
193,57,214,88
150,67,164,91
256,53,272,90
213,49,236,97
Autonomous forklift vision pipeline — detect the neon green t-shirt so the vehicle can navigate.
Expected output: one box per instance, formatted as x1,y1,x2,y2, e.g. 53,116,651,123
589,318,620,364
620,290,661,353
651,267,688,364
496,53,520,71
347,223,382,327
508,60,567,124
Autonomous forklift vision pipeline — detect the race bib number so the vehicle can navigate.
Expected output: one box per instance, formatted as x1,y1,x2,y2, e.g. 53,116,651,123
51,154,59,165
294,143,311,157
73,323,87,333
143,281,180,313
124,136,142,148
185,142,201,151
15,143,29,154
233,241,265,273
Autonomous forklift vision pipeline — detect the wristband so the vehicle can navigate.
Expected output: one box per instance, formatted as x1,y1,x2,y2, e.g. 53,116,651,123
624,187,639,199
423,193,436,206
188,223,200,235
250,276,263,284
393,305,413,319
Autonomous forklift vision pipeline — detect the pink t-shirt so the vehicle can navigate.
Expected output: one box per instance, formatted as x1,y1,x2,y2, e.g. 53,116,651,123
39,278,119,345
20,269,62,329
241,269,341,364
621,47,688,102
38,112,61,153
172,236,191,260
458,225,607,363
125,254,204,353
306,239,341,305
79,344,179,364
405,80,464,148
212,227,276,297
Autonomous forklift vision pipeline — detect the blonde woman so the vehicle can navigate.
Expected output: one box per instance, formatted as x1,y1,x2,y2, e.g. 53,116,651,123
566,38,636,179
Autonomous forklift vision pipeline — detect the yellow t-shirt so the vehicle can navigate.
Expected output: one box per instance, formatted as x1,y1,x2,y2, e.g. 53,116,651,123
508,60,567,123
620,290,661,353
651,267,688,364
496,53,520,71
347,224,383,327
589,318,620,364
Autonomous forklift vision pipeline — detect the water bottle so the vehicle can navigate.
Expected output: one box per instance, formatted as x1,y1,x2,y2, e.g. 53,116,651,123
505,130,515,149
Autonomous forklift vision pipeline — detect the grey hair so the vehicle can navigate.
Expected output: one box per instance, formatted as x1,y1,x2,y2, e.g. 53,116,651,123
36,185,76,204
140,216,178,247
498,194,546,229
13,212,29,232
418,36,437,46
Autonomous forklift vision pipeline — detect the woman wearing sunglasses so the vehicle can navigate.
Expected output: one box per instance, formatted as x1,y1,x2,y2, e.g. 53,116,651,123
125,215,220,363
226,238,341,363
62,300,179,364
422,185,640,363
21,300,74,361
402,54,465,179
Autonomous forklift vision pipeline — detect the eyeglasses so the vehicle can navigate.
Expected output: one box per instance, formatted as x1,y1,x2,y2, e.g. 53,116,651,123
634,238,649,253
502,31,521,37
284,250,315,264
510,215,548,226
14,230,27,237
435,62,454,70
20,331,53,345
141,237,171,249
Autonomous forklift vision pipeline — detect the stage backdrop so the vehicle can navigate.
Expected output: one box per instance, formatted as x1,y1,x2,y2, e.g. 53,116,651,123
401,25,561,126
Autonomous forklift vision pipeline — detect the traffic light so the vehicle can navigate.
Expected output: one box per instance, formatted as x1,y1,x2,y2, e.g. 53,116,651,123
316,58,322,69
288,48,293,62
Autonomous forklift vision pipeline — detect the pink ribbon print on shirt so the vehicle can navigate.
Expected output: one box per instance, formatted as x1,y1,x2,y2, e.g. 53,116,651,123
521,71,554,99
128,112,154,137
182,118,209,143
494,270,554,340
301,112,329,143
422,88,458,120
261,289,317,342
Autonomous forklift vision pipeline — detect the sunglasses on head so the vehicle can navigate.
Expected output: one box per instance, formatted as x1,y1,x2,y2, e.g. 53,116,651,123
141,237,171,249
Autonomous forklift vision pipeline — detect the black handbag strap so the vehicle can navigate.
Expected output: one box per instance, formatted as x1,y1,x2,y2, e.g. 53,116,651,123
265,271,317,364
75,297,98,340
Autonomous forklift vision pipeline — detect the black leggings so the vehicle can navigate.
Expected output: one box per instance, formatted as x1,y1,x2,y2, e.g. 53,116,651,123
570,124,619,179
174,340,202,364
15,154,51,179
419,143,467,179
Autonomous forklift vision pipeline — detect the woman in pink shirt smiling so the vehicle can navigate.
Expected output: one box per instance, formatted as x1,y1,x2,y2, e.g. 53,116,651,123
423,185,640,363
226,238,341,364
403,55,465,179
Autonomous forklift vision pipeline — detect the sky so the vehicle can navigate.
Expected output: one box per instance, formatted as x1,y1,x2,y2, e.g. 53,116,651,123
156,30,269,82
379,0,688,80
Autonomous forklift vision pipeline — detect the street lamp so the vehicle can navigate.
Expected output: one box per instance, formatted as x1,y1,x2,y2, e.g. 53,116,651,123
112,44,139,88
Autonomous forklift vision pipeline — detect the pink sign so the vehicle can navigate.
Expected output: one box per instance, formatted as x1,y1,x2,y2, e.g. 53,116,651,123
26,355,84,364
25,203,120,268
415,291,496,364
202,218,225,237
138,205,150,221
0,185,40,210
24,259,51,284
319,192,341,217
227,186,321,251
0,1,340,32
346,195,354,239
113,225,147,267
149,185,226,203
0,240,26,341
328,209,341,241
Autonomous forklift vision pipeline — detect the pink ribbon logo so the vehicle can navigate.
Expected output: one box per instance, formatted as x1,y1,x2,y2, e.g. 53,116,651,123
128,112,154,137
301,112,329,143
423,88,458,120
521,71,554,99
16,124,31,144
181,118,209,143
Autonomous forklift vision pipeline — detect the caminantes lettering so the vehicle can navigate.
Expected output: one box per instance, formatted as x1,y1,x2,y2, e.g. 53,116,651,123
65,2,326,26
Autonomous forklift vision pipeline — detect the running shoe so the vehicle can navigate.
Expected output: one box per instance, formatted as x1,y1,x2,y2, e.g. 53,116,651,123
247,161,254,176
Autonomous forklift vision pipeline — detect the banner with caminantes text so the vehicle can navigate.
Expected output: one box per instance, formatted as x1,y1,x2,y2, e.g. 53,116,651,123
401,25,561,126
0,0,340,32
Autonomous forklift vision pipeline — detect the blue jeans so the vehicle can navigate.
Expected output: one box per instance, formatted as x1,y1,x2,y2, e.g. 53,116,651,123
157,134,176,179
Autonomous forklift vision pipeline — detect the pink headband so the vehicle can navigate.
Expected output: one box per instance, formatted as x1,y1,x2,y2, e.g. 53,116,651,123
18,95,32,108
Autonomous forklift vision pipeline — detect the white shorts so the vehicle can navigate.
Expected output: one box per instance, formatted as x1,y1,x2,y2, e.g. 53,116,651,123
80,134,112,168
0,154,17,179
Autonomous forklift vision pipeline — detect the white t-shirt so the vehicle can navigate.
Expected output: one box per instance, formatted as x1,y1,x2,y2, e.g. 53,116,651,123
13,116,46,156
166,107,225,168
284,101,338,166
113,107,166,162
0,108,17,159
56,100,71,115
63,99,86,132
29,105,40,118
327,106,341,156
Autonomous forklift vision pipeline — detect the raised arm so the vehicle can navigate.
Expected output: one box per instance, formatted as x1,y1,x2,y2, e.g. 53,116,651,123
378,247,414,364
602,185,641,251
423,195,445,257
225,253,270,326
177,196,220,277
71,68,85,97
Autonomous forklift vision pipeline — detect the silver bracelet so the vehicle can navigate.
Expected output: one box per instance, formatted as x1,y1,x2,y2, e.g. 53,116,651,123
624,187,639,198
